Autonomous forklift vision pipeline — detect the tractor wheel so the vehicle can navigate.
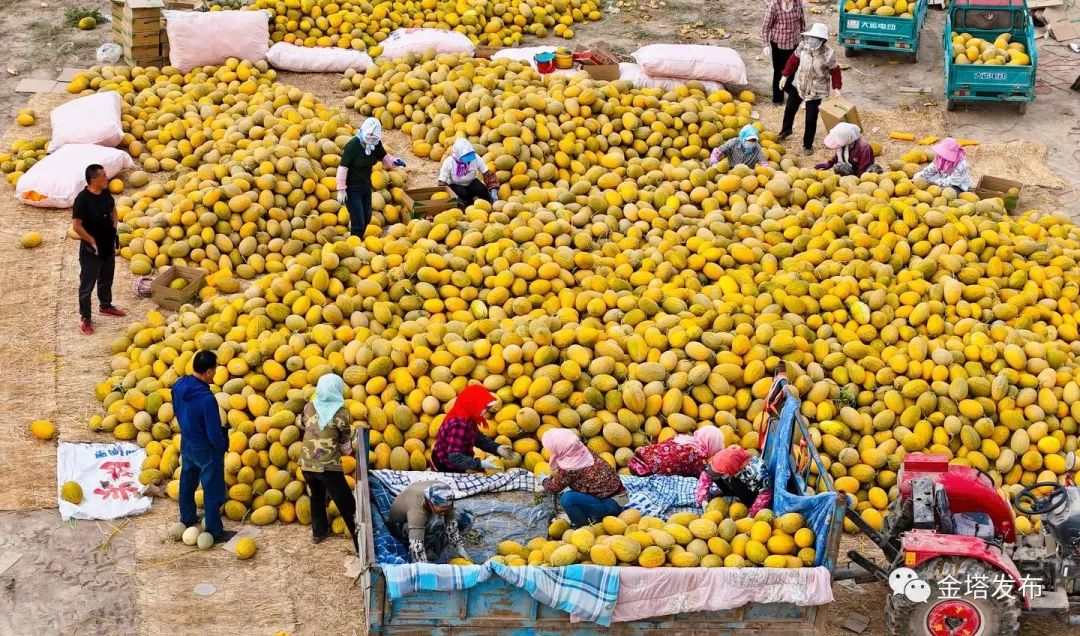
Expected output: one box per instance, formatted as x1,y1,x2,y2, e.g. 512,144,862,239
885,557,1021,636
946,99,958,111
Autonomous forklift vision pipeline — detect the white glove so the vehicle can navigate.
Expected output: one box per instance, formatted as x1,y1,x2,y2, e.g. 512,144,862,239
778,76,788,91
536,473,551,487
489,188,498,203
833,88,842,98
480,458,501,471
497,444,515,459
763,46,771,57
336,190,347,204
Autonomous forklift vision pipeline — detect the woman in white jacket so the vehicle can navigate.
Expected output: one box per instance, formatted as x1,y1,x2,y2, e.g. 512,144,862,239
438,139,499,206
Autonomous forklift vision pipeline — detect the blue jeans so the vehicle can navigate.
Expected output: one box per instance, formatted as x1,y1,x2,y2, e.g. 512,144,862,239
560,492,621,528
344,185,373,237
179,444,226,537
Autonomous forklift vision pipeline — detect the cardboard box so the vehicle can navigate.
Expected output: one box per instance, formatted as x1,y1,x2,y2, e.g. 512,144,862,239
403,186,458,218
973,175,1023,213
151,265,206,311
1049,17,1080,41
819,95,863,133
576,44,620,81
474,46,499,59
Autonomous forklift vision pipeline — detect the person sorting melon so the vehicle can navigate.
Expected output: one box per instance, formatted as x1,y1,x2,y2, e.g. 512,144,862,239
538,429,627,528
628,426,726,477
298,373,357,550
335,117,405,238
914,137,971,191
431,385,518,473
695,446,773,515
437,139,499,206
709,124,768,168
388,481,472,563
815,123,882,177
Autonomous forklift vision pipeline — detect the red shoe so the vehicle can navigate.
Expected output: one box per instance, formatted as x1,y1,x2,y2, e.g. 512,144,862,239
80,318,94,335
100,306,127,317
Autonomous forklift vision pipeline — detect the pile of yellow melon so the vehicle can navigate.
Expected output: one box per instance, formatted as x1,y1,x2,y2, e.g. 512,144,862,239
248,0,600,52
480,501,814,568
843,0,914,18
0,136,48,187
950,32,1030,66
64,61,409,292
346,52,780,176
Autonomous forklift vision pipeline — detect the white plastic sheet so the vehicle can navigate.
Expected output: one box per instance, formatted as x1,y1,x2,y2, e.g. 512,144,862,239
57,442,152,521
266,42,373,72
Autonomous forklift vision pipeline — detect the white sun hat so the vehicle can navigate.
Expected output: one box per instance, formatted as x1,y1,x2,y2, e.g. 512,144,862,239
802,23,830,39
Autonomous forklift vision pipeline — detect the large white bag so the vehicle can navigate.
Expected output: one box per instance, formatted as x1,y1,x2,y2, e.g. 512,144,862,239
164,9,270,71
632,45,748,85
379,28,474,60
15,144,134,209
266,42,373,72
50,92,124,152
618,63,727,92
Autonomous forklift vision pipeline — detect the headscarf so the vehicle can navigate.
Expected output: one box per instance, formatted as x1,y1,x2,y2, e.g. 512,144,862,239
931,137,965,175
451,138,477,179
824,122,862,164
445,384,496,424
738,124,760,150
358,117,382,155
541,428,595,472
313,373,346,430
690,427,726,458
425,482,454,508
707,446,752,477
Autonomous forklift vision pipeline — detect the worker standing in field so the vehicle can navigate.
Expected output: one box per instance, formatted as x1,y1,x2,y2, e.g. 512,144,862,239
72,163,126,335
709,124,768,168
175,350,236,544
431,385,518,473
437,138,499,206
539,429,627,527
761,0,807,103
299,373,358,550
629,426,726,477
914,138,971,191
777,23,842,155
335,118,405,238
388,481,472,563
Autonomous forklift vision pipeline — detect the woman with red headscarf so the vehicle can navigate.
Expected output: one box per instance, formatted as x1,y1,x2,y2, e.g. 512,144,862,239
695,446,774,516
539,429,626,528
628,426,726,477
914,138,971,192
431,385,517,473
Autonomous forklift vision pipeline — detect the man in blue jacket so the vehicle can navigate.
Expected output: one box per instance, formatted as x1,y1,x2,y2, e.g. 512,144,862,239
175,350,235,543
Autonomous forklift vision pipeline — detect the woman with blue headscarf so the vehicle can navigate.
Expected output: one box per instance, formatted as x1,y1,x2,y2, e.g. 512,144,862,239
437,138,499,207
709,124,767,169
336,117,406,237
299,373,357,549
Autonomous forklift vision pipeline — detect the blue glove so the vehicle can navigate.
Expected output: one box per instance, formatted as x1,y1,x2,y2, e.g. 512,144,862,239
394,159,406,167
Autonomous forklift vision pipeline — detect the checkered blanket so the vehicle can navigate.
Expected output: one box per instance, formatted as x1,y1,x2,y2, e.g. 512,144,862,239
621,475,699,518
383,562,619,626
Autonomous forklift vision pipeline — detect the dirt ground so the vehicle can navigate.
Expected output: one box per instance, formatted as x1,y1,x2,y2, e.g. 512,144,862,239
0,1,1078,634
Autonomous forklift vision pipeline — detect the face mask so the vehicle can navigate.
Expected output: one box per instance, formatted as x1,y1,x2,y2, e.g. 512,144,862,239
805,37,823,51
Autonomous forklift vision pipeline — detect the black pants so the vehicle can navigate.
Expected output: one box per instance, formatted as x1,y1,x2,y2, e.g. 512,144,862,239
303,469,358,550
780,83,821,151
770,43,796,103
449,180,488,207
344,185,373,237
78,245,115,320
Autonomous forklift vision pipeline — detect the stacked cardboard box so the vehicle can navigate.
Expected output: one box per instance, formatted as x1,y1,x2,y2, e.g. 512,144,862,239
113,0,169,67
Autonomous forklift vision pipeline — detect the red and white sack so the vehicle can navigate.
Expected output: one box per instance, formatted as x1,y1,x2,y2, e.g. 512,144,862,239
15,144,134,209
632,44,748,85
378,28,474,60
164,9,270,71
50,92,124,152
618,62,726,92
266,42,373,72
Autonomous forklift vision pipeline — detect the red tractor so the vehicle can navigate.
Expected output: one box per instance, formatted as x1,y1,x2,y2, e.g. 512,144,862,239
837,453,1080,635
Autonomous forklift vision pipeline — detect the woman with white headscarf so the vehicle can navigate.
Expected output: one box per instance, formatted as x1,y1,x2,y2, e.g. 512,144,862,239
298,373,357,549
437,138,499,207
777,22,842,155
815,123,882,176
335,117,405,237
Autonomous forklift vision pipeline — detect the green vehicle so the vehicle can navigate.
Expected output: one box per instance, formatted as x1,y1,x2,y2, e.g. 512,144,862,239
944,0,1037,113
838,0,928,62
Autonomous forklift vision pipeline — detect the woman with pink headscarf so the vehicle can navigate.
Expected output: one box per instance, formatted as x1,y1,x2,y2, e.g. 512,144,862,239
539,429,627,527
628,426,726,477
915,138,971,192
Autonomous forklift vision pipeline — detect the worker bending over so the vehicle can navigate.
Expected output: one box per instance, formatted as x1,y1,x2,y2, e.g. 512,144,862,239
696,446,774,515
438,139,499,206
431,385,518,473
388,481,471,563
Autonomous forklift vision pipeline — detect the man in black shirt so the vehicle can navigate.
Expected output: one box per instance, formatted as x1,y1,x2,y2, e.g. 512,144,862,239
72,164,126,335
